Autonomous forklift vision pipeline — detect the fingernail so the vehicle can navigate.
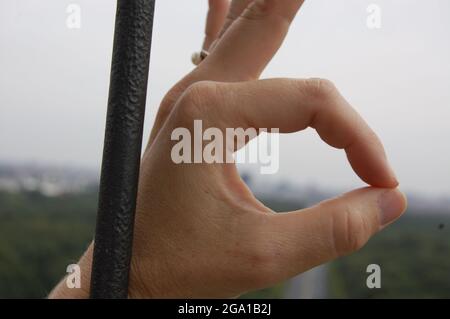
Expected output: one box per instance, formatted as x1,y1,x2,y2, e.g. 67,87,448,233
378,189,406,226
382,151,399,186
388,163,399,186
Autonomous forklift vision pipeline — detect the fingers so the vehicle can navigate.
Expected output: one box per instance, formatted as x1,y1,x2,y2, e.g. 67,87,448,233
261,187,407,284
147,1,305,147
198,0,305,81
176,78,397,187
218,0,254,39
241,78,398,187
203,0,230,51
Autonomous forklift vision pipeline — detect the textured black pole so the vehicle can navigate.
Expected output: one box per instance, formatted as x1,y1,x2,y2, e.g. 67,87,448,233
90,0,155,299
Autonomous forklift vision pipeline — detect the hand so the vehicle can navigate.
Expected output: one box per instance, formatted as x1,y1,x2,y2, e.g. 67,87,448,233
50,0,406,299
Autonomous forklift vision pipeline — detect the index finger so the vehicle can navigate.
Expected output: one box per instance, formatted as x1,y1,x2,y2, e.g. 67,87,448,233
187,78,398,188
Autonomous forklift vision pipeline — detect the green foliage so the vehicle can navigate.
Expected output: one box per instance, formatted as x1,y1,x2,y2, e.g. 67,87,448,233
1,190,449,299
241,283,286,299
329,213,450,298
0,191,97,298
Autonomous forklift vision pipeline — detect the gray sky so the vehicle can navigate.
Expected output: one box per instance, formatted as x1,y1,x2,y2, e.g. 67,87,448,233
1,0,450,197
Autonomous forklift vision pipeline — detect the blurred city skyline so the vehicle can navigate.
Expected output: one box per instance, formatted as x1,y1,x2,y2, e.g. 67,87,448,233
1,0,450,197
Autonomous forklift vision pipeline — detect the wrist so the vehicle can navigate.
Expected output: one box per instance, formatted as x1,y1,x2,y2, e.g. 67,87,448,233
49,241,159,299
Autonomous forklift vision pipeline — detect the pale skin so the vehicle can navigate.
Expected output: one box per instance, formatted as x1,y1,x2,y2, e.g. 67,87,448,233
50,0,407,298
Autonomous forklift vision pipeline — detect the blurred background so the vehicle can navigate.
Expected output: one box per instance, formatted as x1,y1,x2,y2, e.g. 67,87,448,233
1,0,449,298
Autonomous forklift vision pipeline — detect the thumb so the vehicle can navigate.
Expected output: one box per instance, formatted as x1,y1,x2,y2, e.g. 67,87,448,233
261,187,407,285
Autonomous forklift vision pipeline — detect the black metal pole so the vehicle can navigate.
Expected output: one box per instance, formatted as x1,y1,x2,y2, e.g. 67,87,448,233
90,0,155,299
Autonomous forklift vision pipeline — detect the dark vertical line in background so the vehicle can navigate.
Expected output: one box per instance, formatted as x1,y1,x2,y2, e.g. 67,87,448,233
90,0,155,299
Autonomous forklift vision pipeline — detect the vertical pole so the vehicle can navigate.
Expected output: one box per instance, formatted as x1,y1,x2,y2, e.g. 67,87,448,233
90,0,155,299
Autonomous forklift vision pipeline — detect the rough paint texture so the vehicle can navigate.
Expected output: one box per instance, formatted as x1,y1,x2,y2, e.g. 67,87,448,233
90,0,155,299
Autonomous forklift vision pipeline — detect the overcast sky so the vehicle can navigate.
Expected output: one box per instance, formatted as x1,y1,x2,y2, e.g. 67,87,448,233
1,0,449,197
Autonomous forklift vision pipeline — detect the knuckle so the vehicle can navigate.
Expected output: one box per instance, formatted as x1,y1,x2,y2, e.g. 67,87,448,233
243,0,272,20
331,204,370,256
243,0,290,28
226,4,244,22
177,81,219,120
304,78,338,99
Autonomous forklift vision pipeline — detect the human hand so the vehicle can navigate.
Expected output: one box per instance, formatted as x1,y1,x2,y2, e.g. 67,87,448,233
50,0,406,299
128,0,406,298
